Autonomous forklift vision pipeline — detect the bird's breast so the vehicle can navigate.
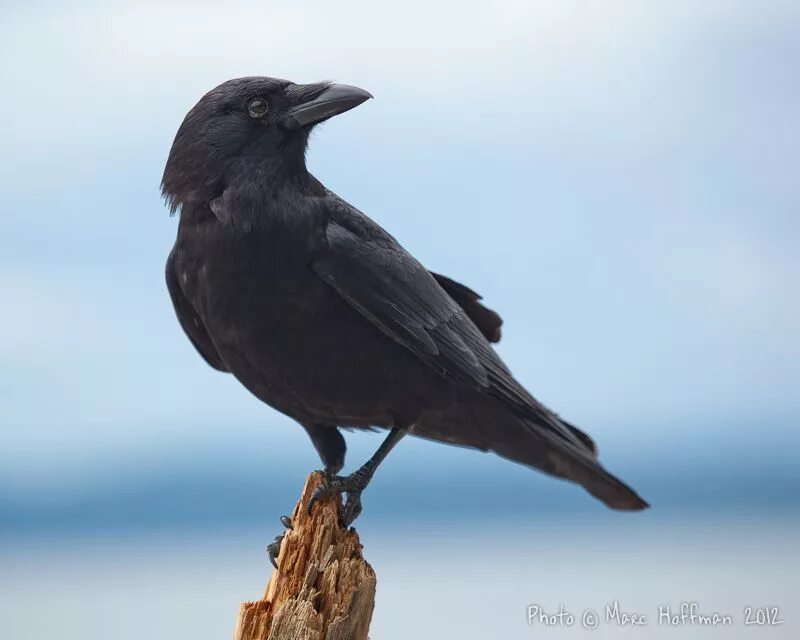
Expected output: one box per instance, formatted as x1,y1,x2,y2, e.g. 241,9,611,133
170,218,441,427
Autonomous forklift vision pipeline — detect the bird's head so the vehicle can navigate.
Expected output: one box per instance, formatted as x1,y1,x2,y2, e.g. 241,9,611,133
161,77,372,215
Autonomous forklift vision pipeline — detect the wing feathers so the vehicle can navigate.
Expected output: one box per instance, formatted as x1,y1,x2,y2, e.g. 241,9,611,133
313,195,588,453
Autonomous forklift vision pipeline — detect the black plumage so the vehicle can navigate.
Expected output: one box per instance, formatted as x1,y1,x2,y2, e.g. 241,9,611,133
163,77,648,525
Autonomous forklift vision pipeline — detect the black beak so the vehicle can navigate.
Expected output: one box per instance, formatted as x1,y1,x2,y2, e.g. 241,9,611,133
283,83,373,130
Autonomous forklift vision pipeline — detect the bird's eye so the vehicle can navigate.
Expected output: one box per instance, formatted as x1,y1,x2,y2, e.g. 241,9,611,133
247,98,268,118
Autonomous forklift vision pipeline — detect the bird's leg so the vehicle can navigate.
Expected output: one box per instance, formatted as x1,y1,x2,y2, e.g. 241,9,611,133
308,427,407,528
266,514,293,569
302,423,346,476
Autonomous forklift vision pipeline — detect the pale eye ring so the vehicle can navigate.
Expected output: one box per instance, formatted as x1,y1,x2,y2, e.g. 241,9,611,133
247,98,268,118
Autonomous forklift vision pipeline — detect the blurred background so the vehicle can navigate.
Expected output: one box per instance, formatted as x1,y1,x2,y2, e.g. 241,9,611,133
1,1,797,638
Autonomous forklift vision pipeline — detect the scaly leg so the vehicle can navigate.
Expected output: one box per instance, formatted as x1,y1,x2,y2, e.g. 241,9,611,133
302,423,347,475
266,515,293,569
308,427,407,528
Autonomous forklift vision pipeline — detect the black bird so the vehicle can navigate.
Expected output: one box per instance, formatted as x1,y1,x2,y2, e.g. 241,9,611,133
162,77,648,530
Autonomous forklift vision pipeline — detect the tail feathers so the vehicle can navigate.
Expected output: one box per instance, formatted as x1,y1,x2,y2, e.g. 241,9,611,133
549,447,649,510
489,416,649,511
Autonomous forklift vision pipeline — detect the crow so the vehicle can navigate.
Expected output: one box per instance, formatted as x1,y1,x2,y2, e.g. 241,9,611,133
162,77,648,531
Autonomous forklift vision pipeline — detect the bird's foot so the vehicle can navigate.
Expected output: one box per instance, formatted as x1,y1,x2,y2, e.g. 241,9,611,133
308,470,369,528
322,465,342,480
266,514,293,569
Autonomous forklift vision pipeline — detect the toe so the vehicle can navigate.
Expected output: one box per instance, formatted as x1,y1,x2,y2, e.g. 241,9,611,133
266,533,284,569
308,485,332,514
340,493,363,528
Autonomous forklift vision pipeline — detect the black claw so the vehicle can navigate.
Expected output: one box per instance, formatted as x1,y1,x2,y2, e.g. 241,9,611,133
340,493,364,529
306,470,370,527
307,488,322,515
267,533,284,569
307,473,343,514
266,514,295,569
308,486,332,514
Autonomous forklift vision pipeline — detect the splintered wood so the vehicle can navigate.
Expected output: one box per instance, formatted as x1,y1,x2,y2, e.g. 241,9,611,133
233,473,376,640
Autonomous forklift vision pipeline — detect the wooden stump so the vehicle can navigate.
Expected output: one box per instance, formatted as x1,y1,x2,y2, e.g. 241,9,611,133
233,473,376,640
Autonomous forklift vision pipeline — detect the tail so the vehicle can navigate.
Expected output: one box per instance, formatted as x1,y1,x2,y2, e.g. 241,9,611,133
550,446,650,510
491,416,649,511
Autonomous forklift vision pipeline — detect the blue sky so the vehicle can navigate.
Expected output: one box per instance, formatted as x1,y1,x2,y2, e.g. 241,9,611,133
1,1,798,526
